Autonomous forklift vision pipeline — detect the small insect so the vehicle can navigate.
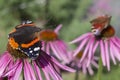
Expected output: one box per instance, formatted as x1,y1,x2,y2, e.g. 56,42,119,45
90,15,111,36
8,20,42,59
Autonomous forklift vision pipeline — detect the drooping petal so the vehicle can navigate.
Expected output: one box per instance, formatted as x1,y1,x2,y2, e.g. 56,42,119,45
69,32,92,44
32,61,43,80
3,59,21,77
87,37,95,67
87,66,94,75
54,24,62,34
100,40,106,66
38,56,61,80
0,55,12,76
52,41,69,63
50,56,75,72
24,59,36,80
104,40,110,71
109,40,117,64
46,43,50,54
80,37,93,62
73,38,88,56
111,42,120,61
49,42,62,59
12,61,22,80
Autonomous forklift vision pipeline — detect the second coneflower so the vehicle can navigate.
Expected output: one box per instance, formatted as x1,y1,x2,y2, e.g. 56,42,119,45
70,50,98,75
40,24,71,64
70,15,120,71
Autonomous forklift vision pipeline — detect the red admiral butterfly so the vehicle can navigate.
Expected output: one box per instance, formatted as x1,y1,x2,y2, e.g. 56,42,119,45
8,20,42,59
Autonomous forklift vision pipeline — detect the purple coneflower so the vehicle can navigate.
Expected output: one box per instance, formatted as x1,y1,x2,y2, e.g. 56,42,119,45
0,22,75,80
70,15,120,71
40,24,71,64
70,50,98,75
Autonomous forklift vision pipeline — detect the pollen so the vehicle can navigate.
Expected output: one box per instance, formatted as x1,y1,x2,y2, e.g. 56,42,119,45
40,30,58,41
9,38,19,49
76,51,83,59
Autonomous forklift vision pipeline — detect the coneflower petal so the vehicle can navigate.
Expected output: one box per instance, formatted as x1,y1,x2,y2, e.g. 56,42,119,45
32,61,43,80
100,40,106,66
54,24,62,34
24,59,36,80
12,61,22,80
3,59,21,77
105,40,110,71
73,38,88,56
110,41,117,64
87,37,95,67
80,37,93,62
49,42,62,59
69,32,92,44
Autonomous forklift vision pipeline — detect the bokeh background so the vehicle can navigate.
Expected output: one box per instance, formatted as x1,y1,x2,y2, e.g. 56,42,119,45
0,0,120,80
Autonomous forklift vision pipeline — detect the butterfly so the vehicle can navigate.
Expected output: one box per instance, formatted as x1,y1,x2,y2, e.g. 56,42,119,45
90,15,111,36
8,20,42,59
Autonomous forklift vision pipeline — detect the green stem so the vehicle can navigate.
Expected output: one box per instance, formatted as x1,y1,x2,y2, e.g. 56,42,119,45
97,57,103,80
75,67,79,80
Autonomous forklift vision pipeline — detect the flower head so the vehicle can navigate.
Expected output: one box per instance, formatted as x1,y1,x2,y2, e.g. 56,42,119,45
0,21,75,80
70,15,120,71
70,50,98,75
40,24,71,64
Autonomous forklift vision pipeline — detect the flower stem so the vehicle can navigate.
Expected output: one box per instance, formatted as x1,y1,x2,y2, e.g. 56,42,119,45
97,57,103,80
75,67,79,80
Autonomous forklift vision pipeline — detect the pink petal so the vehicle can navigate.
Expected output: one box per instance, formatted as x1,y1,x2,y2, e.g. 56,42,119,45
73,38,88,56
88,66,94,75
104,40,110,71
54,24,62,34
52,41,69,63
0,56,12,76
39,57,61,80
24,59,36,80
87,37,95,67
100,40,106,66
80,37,93,62
49,42,62,59
111,42,120,61
109,40,116,65
91,60,99,68
3,59,21,77
32,61,43,80
42,67,50,80
12,61,22,80
46,43,50,54
50,57,75,72
69,32,92,44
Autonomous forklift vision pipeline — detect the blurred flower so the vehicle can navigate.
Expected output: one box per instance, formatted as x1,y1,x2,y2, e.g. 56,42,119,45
0,22,75,80
70,15,120,71
40,24,71,64
70,51,98,75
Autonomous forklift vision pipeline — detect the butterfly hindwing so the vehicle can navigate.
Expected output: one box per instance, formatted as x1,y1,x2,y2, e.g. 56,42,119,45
19,41,41,59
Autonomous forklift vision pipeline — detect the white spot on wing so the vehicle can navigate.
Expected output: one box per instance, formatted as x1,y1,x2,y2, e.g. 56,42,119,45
34,47,40,51
29,50,33,53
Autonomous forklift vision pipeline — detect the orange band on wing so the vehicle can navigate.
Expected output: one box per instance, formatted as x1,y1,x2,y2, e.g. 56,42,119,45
9,29,16,34
17,23,35,28
9,38,19,49
21,38,40,48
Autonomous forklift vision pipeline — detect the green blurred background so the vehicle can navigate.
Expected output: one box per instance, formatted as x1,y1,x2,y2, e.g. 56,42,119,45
0,0,120,80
